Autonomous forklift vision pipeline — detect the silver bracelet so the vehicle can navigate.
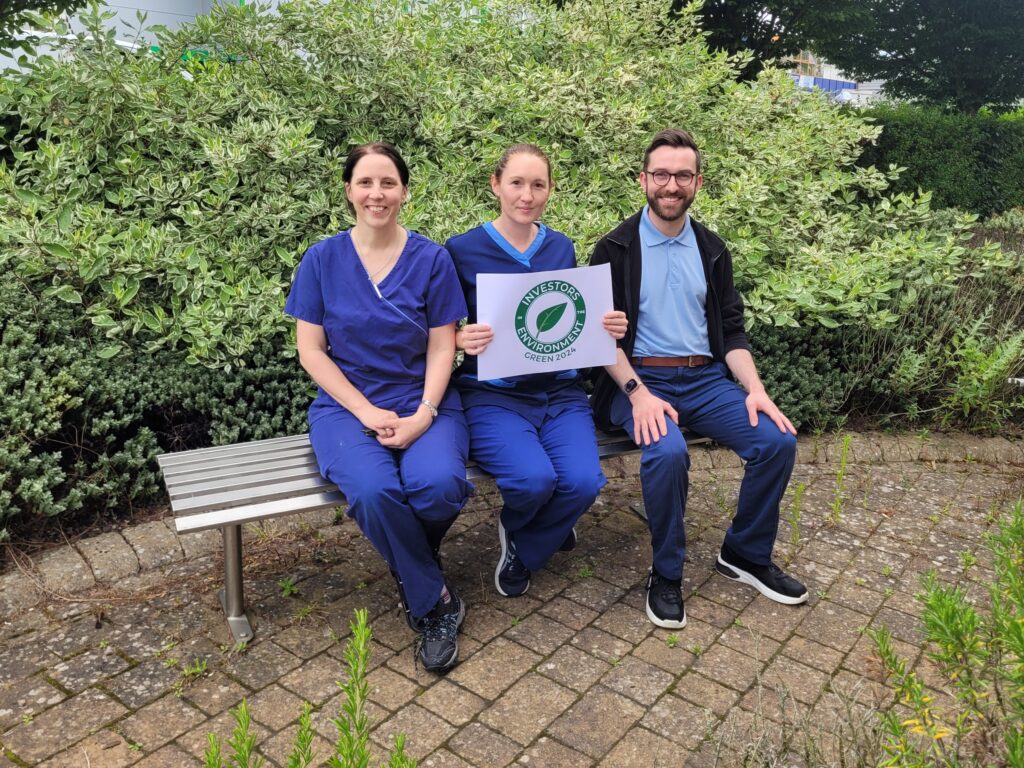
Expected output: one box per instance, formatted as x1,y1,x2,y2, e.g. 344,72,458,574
420,399,438,419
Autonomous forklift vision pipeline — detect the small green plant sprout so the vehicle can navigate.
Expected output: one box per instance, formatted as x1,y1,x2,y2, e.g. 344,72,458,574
828,434,852,525
183,658,209,680
278,577,299,598
127,741,142,753
163,657,180,669
510,616,521,627
690,644,703,657
665,634,680,649
20,713,33,725
787,481,806,552
854,577,867,587
958,550,977,570
575,558,594,579
881,564,894,578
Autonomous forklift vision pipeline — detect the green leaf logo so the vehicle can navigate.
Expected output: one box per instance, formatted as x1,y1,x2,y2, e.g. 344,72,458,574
535,302,568,334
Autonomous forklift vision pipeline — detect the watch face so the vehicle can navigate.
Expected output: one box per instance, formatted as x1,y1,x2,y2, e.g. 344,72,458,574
624,378,639,395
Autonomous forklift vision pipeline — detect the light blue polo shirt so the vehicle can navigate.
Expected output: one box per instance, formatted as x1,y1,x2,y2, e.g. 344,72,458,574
633,206,712,358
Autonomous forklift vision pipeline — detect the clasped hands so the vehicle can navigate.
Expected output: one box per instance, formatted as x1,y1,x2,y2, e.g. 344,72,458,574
355,404,432,450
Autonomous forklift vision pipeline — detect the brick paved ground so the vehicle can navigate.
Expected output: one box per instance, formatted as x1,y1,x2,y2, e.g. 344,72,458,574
1,433,1022,767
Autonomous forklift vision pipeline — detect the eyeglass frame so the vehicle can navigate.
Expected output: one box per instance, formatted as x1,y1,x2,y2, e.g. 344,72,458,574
644,168,699,187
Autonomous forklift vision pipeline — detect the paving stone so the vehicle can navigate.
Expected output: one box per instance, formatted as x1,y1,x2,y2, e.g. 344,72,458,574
478,673,577,746
371,703,455,760
675,673,742,718
632,635,698,674
547,686,644,759
227,640,302,690
716,624,781,662
133,743,202,767
446,638,540,699
258,721,334,767
0,571,41,617
872,605,925,645
181,671,249,716
36,730,136,768
279,653,347,705
176,528,222,560
503,612,575,656
247,684,305,731
641,694,717,750
104,658,181,709
690,643,765,692
598,726,691,767
50,647,130,693
778,635,845,675
537,596,599,630
422,749,476,768
795,603,869,652
1,688,127,763
560,578,625,612
539,644,611,692
570,626,633,664
600,656,675,706
685,595,739,629
0,675,65,730
0,635,53,685
76,533,140,583
448,721,521,767
461,604,517,643
514,736,594,767
122,520,184,570
311,691,388,744
33,545,95,595
177,708,272,760
416,679,487,726
366,665,421,711
591,602,653,644
760,656,831,705
272,622,338,659
735,599,806,642
118,694,207,752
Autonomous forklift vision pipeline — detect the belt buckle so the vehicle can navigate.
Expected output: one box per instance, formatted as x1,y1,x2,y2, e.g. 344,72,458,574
687,356,697,368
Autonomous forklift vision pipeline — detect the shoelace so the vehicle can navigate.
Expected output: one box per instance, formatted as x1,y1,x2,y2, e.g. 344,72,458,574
422,610,460,641
505,539,530,580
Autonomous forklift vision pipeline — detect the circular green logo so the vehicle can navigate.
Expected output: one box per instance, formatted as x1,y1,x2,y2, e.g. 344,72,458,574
514,280,587,356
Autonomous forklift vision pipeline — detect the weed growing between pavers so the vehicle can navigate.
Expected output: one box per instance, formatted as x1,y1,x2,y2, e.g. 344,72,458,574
203,608,415,768
872,497,1024,767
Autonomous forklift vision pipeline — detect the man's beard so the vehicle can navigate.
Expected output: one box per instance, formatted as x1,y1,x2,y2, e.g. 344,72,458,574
647,188,693,222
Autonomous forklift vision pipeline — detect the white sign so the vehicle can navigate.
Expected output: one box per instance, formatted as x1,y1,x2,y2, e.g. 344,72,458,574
476,264,616,380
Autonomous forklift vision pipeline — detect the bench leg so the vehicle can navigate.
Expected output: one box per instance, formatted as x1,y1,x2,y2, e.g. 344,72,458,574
218,525,254,644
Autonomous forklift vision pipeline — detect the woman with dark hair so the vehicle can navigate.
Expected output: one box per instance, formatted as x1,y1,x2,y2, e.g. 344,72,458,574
285,142,470,673
445,144,627,598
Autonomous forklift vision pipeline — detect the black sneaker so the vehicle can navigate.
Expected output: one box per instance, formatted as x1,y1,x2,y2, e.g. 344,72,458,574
715,544,808,605
417,588,465,674
645,568,686,629
558,527,578,552
495,522,531,597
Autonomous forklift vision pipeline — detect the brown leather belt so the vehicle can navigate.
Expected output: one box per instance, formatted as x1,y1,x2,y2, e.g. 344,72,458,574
631,355,711,368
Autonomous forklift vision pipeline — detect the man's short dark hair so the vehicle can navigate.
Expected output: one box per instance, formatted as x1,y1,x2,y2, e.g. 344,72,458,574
643,129,702,174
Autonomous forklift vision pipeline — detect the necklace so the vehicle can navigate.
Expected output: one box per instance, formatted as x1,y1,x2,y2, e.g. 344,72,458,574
352,229,405,284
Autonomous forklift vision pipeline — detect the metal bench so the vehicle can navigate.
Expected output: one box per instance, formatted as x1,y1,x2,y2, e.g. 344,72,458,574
158,429,703,642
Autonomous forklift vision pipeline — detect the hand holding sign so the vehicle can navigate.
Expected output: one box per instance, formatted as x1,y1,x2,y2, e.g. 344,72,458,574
476,264,616,380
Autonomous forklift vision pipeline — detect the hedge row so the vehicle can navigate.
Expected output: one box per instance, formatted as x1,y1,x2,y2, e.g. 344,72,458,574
858,104,1024,217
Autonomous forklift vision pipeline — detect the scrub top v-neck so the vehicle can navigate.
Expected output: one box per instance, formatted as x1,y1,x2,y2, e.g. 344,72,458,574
285,230,467,421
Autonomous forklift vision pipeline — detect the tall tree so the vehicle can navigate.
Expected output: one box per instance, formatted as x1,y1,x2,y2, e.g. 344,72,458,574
0,1,87,52
810,0,1024,113
674,0,863,80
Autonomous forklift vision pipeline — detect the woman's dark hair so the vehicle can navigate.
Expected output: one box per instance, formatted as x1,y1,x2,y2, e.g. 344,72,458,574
342,142,410,186
493,143,551,182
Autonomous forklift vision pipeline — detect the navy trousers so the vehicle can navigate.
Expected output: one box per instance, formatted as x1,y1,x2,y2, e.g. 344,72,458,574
310,400,471,619
609,363,796,580
464,385,606,572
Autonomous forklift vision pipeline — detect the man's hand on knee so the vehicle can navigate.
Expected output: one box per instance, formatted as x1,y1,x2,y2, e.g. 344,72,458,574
630,388,679,446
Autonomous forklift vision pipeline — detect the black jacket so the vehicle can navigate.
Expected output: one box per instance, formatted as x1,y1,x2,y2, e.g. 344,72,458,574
588,210,751,431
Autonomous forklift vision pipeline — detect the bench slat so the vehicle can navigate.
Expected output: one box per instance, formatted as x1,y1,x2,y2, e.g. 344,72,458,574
159,445,316,479
157,434,312,467
168,463,325,500
161,454,320,486
175,490,347,533
171,476,336,514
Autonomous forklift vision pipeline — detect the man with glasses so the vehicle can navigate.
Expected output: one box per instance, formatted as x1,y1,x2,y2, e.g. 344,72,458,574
589,128,807,630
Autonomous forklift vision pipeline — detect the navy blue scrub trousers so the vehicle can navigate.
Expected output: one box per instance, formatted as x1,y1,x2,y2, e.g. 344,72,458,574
464,386,606,572
609,362,797,580
310,403,471,620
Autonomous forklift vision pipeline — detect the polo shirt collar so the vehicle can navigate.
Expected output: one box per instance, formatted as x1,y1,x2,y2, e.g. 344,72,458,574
640,205,691,247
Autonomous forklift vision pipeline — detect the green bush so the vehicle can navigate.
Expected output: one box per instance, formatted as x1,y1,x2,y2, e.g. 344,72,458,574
0,0,1019,534
858,104,1024,217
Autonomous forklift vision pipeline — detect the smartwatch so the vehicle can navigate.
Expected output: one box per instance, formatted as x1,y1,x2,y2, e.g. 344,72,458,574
624,378,641,396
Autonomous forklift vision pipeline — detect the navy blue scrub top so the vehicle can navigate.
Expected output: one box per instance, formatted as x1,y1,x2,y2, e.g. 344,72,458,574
285,230,467,421
444,223,581,399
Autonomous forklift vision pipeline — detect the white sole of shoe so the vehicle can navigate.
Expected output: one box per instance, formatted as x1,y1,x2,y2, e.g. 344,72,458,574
645,596,687,629
716,556,809,605
495,522,529,598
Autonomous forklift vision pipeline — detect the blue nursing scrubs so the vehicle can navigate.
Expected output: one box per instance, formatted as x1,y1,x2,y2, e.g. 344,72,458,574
285,230,470,619
445,224,606,572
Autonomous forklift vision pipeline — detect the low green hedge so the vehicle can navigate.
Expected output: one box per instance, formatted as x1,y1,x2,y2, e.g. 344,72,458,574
858,105,1024,217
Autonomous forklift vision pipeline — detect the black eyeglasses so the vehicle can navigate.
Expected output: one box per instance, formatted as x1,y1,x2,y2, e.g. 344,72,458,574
646,169,698,187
